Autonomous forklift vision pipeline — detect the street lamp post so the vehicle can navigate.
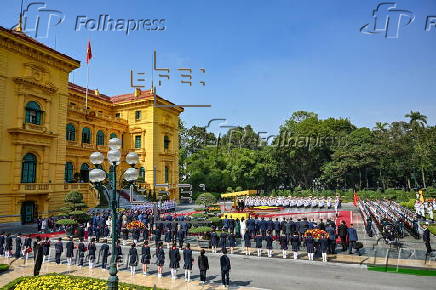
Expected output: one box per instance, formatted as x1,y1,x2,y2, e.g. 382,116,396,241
89,138,139,290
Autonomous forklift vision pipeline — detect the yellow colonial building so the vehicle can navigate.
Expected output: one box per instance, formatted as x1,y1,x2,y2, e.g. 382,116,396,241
0,26,182,224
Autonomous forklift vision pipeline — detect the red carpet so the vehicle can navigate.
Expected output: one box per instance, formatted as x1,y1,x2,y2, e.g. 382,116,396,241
25,231,65,238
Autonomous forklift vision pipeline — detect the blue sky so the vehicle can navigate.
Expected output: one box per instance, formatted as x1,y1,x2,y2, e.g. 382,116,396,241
2,0,436,135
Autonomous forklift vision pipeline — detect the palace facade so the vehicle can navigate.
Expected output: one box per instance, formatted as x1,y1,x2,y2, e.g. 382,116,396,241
0,26,182,224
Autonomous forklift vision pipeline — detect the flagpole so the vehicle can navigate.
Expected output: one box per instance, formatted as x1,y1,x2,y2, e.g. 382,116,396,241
85,61,89,111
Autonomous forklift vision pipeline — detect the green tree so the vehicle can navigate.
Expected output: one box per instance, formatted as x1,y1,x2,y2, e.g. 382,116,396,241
195,192,217,207
59,191,90,224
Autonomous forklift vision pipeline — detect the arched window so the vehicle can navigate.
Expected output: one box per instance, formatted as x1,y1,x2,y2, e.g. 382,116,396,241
139,167,145,182
65,162,74,182
21,153,37,183
96,130,105,145
80,163,89,182
25,101,42,125
164,166,169,183
110,133,117,139
164,135,170,149
82,127,91,144
66,123,76,141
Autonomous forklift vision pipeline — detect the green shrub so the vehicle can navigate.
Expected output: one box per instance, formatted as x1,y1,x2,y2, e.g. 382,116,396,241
207,217,223,227
191,213,208,219
0,264,9,273
400,198,416,210
195,192,217,206
55,219,78,226
190,226,212,234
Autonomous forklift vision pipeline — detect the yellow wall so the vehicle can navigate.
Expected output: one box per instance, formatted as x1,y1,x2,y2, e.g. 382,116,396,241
0,28,81,223
113,90,183,200
0,28,182,224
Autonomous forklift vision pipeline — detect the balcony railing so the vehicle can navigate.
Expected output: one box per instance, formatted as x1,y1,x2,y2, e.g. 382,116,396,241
63,183,92,190
20,183,50,191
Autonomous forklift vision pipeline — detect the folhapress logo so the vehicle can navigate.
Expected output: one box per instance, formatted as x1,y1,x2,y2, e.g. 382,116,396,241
75,15,166,35
360,2,415,38
13,1,65,39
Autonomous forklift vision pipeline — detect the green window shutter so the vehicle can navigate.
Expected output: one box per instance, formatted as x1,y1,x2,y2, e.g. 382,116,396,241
135,135,141,148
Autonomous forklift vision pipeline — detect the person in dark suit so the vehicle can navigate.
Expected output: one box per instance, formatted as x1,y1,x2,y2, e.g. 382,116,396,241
347,224,358,254
0,232,5,256
338,220,348,252
77,238,86,266
115,240,123,269
290,232,300,260
422,224,433,254
169,243,181,280
265,231,273,257
305,234,315,261
177,228,185,249
128,243,138,275
14,233,22,259
153,227,161,246
42,237,50,263
319,234,329,262
210,230,219,253
280,234,288,259
325,224,336,254
155,242,165,278
164,228,172,249
87,238,96,268
33,236,44,276
260,218,267,237
197,249,209,284
132,229,140,244
98,239,110,270
183,243,193,282
5,233,13,258
243,231,251,255
228,231,236,254
274,218,281,237
23,235,32,263
66,237,74,265
142,226,149,242
220,248,231,288
255,234,263,257
54,237,63,264
141,240,151,275
220,230,228,253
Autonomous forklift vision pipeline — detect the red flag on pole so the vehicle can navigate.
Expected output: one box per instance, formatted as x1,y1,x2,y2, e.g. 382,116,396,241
86,41,92,64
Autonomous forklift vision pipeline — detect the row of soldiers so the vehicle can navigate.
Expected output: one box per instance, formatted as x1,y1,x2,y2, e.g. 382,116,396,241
241,196,341,209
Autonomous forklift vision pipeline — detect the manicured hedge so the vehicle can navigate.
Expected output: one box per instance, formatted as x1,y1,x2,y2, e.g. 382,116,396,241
190,226,212,234
2,274,161,290
55,218,77,226
0,264,9,273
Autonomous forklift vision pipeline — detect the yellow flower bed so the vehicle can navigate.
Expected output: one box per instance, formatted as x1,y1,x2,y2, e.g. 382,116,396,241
9,275,150,290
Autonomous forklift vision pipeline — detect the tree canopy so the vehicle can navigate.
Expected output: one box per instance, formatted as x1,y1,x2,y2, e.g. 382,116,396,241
180,111,436,194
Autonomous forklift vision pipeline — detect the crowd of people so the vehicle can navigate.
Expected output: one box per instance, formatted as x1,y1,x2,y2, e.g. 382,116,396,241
359,199,433,254
414,200,435,221
239,196,341,211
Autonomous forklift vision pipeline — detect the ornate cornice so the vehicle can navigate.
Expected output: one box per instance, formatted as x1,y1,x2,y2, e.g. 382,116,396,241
0,31,79,73
14,77,58,95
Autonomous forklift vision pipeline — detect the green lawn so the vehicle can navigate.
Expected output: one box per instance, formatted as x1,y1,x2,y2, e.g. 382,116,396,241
367,265,436,276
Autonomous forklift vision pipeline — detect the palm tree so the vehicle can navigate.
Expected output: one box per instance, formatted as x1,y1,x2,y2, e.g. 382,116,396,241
373,122,389,132
405,111,427,128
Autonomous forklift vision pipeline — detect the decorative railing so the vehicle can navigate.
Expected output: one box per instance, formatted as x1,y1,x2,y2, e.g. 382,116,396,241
20,183,50,191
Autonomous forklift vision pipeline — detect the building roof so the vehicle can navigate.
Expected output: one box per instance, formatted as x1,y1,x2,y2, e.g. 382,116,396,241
0,26,80,66
68,83,181,110
68,82,111,102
